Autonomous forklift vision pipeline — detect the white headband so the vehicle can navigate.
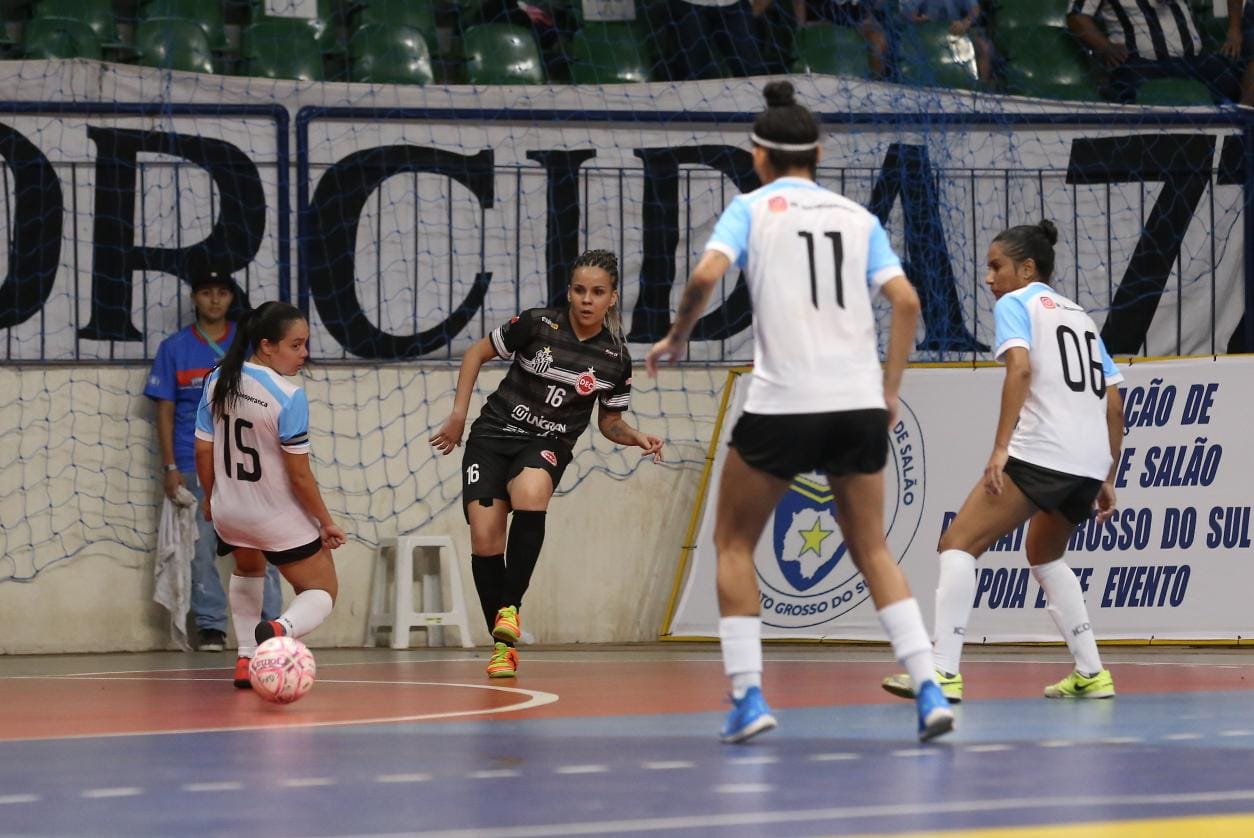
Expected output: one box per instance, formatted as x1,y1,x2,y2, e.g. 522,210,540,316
750,132,820,151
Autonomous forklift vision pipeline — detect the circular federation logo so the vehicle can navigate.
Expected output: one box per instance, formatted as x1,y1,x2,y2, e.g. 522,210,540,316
756,399,927,629
575,369,598,396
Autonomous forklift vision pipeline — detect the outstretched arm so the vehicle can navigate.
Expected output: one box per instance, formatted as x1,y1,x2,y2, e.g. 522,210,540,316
597,405,663,463
431,337,499,454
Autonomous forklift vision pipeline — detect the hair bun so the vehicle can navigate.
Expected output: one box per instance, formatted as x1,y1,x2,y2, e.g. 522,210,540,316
763,81,796,109
1037,219,1059,246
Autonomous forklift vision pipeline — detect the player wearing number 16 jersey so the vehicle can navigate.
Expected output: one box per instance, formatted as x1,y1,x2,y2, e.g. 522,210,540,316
647,81,953,744
882,220,1126,705
194,301,344,688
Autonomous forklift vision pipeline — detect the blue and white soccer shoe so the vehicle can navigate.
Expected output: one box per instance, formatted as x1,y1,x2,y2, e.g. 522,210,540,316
915,679,955,742
720,686,778,744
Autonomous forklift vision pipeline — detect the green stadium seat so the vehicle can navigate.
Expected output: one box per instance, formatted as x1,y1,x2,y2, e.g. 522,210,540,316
141,0,228,51
242,19,325,80
350,0,437,55
897,21,980,90
992,0,1069,36
999,25,1098,101
22,16,102,59
568,21,653,84
348,23,433,85
249,0,340,55
791,23,870,78
33,0,124,48
462,23,544,85
135,18,214,72
1136,77,1215,106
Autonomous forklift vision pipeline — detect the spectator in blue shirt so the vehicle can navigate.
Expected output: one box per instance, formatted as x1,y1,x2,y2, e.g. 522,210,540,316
145,270,282,651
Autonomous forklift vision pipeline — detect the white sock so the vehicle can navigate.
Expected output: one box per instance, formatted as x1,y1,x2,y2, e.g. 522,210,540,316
1032,559,1102,675
719,616,762,699
229,574,265,658
878,598,935,689
933,549,977,675
278,589,334,639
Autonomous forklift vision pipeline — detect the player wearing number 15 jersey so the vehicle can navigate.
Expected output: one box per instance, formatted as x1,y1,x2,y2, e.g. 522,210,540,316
647,81,953,744
883,220,1126,706
194,301,344,688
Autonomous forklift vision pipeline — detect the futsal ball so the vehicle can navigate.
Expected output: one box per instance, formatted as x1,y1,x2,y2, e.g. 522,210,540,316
249,636,316,704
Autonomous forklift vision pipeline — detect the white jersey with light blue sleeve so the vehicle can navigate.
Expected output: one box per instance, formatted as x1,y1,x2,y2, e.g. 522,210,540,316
994,282,1123,481
704,176,904,414
193,361,319,552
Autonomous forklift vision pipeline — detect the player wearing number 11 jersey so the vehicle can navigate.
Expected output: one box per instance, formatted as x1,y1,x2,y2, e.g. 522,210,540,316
882,220,1126,705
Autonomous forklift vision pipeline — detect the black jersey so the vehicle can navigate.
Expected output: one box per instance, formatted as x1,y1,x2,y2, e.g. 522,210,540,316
470,307,632,450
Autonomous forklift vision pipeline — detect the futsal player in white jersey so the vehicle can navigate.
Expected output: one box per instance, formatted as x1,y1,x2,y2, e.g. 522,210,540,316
194,301,345,688
646,81,954,743
883,220,1124,704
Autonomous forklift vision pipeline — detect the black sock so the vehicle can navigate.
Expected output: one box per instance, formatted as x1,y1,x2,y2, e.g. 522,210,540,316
470,553,507,633
504,510,547,608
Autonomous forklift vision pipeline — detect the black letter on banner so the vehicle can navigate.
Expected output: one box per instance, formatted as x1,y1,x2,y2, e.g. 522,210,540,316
526,149,597,307
306,146,494,359
629,145,758,342
1067,134,1215,354
1217,135,1249,353
867,143,987,353
0,123,61,329
80,128,264,341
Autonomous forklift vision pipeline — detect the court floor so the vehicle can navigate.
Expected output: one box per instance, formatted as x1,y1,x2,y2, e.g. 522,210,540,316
1,644,1253,837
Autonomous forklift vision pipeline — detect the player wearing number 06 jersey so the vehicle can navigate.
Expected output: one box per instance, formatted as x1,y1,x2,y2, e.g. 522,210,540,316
647,81,953,744
431,250,663,679
194,301,345,689
882,220,1126,707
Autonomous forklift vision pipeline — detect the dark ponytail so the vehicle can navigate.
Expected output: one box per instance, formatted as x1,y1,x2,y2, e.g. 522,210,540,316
211,301,306,418
992,220,1059,282
751,80,821,177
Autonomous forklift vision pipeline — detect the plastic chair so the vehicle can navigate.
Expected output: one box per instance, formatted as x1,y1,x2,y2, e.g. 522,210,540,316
363,534,475,649
348,24,433,85
351,0,438,55
135,17,215,73
998,25,1098,101
242,19,325,81
992,0,1069,36
898,21,980,90
22,16,102,59
249,0,339,55
462,22,544,85
791,23,871,78
568,21,653,84
33,0,125,48
1137,77,1215,106
140,0,227,51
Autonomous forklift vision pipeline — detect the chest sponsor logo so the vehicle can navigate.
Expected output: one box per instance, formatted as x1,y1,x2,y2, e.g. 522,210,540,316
540,449,558,466
575,369,598,396
510,404,568,434
768,195,788,213
1040,297,1056,309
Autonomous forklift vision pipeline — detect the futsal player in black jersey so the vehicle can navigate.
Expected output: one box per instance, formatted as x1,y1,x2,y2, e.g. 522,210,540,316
431,250,664,677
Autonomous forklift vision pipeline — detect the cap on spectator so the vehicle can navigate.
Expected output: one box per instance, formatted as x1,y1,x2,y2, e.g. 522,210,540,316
190,269,236,292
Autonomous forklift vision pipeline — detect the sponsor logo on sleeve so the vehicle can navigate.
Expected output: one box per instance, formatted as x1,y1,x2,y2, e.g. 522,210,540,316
768,196,788,213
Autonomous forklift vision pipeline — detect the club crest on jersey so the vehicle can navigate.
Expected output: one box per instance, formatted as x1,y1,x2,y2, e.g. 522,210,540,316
540,450,558,467
575,369,598,396
1040,297,1056,309
755,399,926,629
539,316,560,330
768,196,788,213
509,315,520,324
532,346,554,375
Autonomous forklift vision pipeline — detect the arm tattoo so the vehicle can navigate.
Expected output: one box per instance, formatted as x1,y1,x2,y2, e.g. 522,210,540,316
601,415,638,446
673,281,710,332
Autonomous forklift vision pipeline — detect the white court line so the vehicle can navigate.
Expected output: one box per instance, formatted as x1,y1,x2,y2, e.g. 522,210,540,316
81,787,143,799
714,784,774,794
808,753,860,762
345,788,1254,838
1038,740,1075,748
1164,733,1203,740
964,744,1014,753
469,769,520,779
555,765,609,775
726,755,778,766
1220,730,1253,737
0,794,39,804
641,761,694,770
282,777,336,788
890,749,940,758
0,680,558,743
375,773,432,784
183,782,243,792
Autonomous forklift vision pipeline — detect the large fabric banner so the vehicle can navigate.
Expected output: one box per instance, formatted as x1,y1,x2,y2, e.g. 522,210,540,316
666,356,1254,641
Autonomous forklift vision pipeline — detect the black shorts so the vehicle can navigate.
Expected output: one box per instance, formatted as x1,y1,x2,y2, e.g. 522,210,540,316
461,434,573,519
216,535,323,566
1003,457,1102,525
729,409,889,480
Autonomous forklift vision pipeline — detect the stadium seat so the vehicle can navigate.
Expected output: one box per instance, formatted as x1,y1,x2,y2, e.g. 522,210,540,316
33,0,125,49
249,0,340,55
462,23,544,85
350,0,438,56
242,19,325,81
992,0,1069,36
568,21,653,84
897,21,979,90
22,16,102,59
999,25,1098,101
135,17,215,73
348,23,433,85
791,23,870,78
1136,77,1215,106
140,0,228,52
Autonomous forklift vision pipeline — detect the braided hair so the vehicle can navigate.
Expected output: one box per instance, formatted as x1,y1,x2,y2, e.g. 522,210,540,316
571,249,625,347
